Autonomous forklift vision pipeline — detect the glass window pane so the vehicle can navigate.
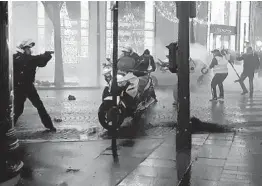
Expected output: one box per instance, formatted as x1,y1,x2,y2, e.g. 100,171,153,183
229,2,237,26
38,18,45,26
145,38,153,46
81,46,88,56
38,28,44,35
81,29,88,37
107,21,112,29
230,35,236,50
81,20,88,28
144,31,154,38
241,2,250,17
81,1,89,20
38,2,45,18
144,22,154,30
145,1,154,22
81,37,88,45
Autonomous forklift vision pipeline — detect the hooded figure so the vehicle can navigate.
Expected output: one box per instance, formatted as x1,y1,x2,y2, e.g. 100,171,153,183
13,39,56,132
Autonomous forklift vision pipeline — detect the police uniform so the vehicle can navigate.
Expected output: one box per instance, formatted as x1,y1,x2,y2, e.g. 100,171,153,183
14,50,56,131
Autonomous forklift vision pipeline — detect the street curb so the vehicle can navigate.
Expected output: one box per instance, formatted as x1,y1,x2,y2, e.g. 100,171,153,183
0,174,20,186
36,86,101,90
36,85,175,91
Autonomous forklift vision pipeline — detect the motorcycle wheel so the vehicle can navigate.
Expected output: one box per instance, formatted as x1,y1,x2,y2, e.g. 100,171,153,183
98,101,124,131
151,75,158,87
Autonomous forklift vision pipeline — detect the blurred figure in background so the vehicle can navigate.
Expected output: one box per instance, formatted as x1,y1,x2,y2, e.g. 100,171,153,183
135,49,157,102
235,47,260,97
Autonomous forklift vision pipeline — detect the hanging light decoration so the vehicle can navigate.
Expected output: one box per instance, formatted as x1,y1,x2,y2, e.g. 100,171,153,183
153,1,210,25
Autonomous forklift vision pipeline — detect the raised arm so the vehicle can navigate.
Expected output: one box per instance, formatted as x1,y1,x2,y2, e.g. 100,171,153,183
28,52,53,67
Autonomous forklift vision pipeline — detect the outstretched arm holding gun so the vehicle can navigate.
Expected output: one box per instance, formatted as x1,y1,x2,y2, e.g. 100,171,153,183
29,51,55,67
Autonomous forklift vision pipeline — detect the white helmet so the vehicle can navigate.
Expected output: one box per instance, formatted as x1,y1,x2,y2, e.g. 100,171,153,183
17,39,35,50
122,46,133,53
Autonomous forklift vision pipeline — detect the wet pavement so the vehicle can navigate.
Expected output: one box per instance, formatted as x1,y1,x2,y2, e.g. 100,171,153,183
12,88,262,186
16,130,262,186
15,88,262,141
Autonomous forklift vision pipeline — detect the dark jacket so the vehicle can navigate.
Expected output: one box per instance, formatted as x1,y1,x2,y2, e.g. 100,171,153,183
130,52,140,63
237,52,260,73
136,54,156,71
14,52,52,87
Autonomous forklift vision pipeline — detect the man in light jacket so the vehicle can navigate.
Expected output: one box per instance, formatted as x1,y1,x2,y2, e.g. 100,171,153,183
208,49,229,101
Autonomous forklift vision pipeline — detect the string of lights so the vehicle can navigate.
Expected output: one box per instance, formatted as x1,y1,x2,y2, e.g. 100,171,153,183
153,1,210,25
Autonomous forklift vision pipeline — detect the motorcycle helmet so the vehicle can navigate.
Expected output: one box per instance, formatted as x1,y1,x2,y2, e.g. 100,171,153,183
17,39,35,50
122,46,133,54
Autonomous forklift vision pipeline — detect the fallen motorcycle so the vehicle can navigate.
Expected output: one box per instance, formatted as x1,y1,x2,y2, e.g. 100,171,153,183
98,65,157,131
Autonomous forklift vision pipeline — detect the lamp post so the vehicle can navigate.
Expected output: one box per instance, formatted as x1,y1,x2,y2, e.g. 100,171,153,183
0,2,23,185
111,1,118,158
176,1,195,151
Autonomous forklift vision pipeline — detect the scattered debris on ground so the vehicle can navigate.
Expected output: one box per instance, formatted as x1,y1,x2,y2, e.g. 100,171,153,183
68,95,76,101
66,168,80,173
54,118,62,122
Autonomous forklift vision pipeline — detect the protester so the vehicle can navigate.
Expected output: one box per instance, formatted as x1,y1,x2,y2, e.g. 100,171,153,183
235,47,260,97
14,39,56,132
208,49,229,101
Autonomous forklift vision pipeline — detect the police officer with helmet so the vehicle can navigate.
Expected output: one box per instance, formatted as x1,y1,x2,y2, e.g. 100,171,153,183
13,39,56,132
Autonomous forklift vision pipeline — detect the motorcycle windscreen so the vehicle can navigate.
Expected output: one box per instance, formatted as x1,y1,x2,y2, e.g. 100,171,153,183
117,56,137,72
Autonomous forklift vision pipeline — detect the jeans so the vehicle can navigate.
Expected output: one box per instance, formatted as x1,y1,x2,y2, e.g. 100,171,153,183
211,73,228,99
239,71,255,94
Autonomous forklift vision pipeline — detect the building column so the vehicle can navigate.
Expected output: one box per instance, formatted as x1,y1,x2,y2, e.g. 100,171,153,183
88,1,106,87
0,2,23,185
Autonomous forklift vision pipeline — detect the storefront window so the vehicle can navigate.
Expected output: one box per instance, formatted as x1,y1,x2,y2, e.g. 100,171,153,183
229,2,237,26
240,1,250,52
106,1,155,57
211,1,225,25
144,1,154,54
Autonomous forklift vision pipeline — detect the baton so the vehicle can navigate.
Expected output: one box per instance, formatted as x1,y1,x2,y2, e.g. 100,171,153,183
229,61,241,79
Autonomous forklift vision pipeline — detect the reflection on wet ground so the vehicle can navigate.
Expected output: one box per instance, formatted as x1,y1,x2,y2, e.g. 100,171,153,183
14,88,262,185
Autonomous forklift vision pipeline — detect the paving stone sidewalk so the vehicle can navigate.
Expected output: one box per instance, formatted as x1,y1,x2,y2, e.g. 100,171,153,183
15,130,262,186
119,131,262,186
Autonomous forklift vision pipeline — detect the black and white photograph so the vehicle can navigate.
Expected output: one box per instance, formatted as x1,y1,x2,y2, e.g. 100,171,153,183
1,1,262,185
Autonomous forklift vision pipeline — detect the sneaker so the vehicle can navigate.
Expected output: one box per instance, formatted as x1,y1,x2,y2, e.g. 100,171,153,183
218,96,224,100
241,91,248,95
209,98,217,101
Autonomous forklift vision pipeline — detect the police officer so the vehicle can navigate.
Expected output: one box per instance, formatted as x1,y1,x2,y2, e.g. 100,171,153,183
14,40,56,132
136,49,157,101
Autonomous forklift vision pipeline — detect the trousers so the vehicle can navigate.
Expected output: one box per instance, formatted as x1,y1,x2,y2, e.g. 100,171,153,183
211,73,228,98
239,71,255,94
14,84,54,128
